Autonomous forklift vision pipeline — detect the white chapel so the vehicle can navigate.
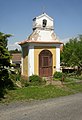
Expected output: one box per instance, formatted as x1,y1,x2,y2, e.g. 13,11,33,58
19,13,62,78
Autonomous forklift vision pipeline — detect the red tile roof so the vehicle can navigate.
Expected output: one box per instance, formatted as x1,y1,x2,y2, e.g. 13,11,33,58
19,39,63,45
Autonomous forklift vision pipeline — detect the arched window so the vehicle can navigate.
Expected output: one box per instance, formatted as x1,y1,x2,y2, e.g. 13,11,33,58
43,19,47,27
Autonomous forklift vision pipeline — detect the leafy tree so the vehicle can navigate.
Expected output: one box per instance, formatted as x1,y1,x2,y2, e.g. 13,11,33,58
9,48,21,54
61,35,82,73
0,32,13,99
0,46,10,68
0,32,11,48
0,32,12,68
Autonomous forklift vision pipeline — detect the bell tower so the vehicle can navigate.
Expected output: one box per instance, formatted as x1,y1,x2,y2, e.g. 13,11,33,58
28,13,58,42
32,13,54,31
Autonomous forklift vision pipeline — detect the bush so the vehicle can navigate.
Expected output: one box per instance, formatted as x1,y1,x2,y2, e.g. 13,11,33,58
20,75,46,87
0,69,14,89
0,69,15,99
53,72,63,79
29,75,41,82
29,75,46,86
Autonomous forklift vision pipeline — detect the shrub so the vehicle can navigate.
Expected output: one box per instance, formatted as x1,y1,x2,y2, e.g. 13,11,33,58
0,69,14,89
20,75,46,87
53,72,63,80
29,75,46,86
29,75,41,82
0,69,15,99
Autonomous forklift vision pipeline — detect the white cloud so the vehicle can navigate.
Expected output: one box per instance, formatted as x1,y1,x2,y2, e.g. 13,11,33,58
61,35,77,44
61,37,70,44
8,42,21,50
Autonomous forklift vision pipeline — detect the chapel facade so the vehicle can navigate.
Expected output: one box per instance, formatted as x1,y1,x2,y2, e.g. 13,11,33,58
19,13,62,78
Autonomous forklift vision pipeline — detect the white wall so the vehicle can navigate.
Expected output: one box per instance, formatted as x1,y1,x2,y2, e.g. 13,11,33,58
33,14,54,30
28,45,34,76
56,44,60,72
37,30,56,41
21,47,23,75
28,43,61,72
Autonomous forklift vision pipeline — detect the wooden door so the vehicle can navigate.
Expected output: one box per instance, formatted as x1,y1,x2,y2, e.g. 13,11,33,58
39,50,52,77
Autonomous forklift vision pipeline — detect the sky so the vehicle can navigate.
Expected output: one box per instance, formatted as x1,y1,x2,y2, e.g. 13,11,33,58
0,0,82,50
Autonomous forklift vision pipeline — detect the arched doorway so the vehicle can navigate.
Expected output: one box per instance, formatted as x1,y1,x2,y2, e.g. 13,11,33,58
39,50,52,77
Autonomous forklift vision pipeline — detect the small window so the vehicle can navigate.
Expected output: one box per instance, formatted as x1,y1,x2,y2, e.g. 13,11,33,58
43,19,47,27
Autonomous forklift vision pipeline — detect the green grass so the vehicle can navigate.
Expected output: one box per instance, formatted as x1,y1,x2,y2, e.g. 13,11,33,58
1,78,82,104
1,84,82,103
66,83,82,92
64,77,78,82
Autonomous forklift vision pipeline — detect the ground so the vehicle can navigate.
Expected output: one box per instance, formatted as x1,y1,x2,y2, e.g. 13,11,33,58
0,93,82,120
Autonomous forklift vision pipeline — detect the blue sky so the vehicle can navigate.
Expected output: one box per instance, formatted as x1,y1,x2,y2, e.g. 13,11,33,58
0,0,82,50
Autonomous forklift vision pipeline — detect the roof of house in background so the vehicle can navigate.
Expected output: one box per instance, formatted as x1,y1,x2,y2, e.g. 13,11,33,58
12,53,21,62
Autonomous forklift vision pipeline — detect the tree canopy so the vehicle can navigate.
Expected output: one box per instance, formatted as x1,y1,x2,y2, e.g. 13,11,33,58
61,35,82,69
0,32,12,49
0,32,12,68
0,32,13,98
9,48,21,55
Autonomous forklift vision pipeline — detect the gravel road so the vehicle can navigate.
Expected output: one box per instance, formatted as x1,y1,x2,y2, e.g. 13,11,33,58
0,93,82,120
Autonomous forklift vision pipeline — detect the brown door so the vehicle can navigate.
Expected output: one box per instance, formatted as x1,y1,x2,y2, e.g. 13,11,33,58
39,50,52,77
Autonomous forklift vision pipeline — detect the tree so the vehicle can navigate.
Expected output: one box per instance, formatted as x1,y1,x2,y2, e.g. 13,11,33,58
61,35,82,73
0,32,13,98
0,32,11,48
9,48,21,54
0,32,12,68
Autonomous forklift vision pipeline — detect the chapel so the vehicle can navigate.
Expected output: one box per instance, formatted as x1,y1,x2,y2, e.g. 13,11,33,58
19,13,62,78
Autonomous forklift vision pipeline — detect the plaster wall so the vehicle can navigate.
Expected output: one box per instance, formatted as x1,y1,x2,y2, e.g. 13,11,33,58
34,46,56,76
28,45,34,76
56,45,60,72
22,46,28,77
33,16,53,30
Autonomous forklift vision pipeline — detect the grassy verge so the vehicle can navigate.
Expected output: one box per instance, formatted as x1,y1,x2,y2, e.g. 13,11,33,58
1,83,82,104
66,83,82,92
